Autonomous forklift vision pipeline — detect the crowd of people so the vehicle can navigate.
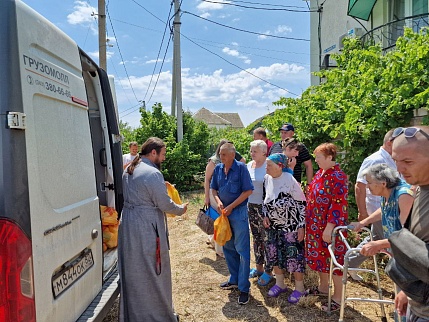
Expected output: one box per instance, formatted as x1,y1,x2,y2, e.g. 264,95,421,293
117,124,429,322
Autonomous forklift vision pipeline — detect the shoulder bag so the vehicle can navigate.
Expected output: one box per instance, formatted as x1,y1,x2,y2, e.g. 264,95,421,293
195,206,215,235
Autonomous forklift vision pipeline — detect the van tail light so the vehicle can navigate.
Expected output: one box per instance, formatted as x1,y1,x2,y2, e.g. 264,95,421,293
0,219,36,322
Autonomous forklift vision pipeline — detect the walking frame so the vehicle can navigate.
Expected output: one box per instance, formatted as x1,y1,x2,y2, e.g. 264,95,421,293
327,226,394,322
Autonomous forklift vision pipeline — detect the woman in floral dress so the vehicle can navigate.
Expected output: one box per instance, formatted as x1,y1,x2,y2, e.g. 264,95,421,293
306,143,348,312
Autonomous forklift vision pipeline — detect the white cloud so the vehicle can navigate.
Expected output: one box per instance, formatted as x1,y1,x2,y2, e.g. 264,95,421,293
200,12,211,19
258,32,269,40
67,1,96,25
222,47,250,64
119,57,144,65
276,25,293,34
258,25,293,40
117,63,308,127
222,47,239,57
88,50,114,61
145,58,172,64
197,0,229,11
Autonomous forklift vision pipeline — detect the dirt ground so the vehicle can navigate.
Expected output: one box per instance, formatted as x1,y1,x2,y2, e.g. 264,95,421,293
103,190,398,322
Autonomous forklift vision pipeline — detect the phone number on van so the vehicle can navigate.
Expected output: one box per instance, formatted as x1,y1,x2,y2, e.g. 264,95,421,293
52,249,94,298
45,81,71,97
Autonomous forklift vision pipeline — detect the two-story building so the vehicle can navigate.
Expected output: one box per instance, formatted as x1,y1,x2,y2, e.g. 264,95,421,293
309,0,428,86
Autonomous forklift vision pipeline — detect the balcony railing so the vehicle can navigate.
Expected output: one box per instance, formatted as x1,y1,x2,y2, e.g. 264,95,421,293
361,13,429,51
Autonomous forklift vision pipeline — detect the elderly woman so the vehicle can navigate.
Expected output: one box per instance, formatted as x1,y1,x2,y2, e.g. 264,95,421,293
247,140,271,283
306,143,348,312
351,164,414,322
262,154,307,302
350,163,414,256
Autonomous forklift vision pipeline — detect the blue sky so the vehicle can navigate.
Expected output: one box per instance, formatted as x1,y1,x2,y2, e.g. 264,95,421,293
22,0,311,127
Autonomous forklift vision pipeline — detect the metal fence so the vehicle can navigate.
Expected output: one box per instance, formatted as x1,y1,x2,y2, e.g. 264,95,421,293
361,13,429,51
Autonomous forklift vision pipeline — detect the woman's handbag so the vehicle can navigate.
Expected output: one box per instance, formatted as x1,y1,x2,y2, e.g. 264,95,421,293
195,206,215,235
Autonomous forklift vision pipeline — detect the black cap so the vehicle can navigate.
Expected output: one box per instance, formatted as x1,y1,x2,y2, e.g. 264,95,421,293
278,123,295,132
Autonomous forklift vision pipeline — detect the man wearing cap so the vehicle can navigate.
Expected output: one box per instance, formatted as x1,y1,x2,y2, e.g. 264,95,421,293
269,123,313,184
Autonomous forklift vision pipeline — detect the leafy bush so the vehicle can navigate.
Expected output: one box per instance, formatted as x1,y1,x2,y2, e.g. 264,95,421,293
208,127,253,162
119,29,429,212
131,103,210,191
119,120,137,154
263,28,429,219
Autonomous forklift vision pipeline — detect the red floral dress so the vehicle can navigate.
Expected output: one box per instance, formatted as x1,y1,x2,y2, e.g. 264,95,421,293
306,164,348,275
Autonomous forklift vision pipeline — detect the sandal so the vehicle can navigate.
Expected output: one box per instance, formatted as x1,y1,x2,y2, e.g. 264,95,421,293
321,300,341,312
216,252,225,258
267,284,288,298
287,289,308,304
307,286,328,296
249,268,263,278
257,272,273,286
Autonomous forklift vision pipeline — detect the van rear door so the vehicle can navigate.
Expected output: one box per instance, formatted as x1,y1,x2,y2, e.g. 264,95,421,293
11,2,103,321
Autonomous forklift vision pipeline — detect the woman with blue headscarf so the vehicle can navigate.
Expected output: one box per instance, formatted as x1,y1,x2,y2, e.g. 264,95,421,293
262,153,307,303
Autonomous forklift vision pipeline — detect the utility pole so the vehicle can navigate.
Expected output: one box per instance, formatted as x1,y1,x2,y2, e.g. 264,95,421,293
172,0,183,142
171,63,176,116
98,0,107,71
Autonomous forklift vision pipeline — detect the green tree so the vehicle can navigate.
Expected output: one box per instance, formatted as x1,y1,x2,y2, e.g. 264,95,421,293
119,120,137,154
267,28,429,219
208,127,253,162
134,103,210,191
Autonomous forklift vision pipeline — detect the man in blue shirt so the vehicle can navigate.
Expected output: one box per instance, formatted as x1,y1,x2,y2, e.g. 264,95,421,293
211,143,254,305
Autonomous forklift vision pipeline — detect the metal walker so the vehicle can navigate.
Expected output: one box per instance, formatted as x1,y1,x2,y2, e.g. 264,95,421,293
326,226,394,322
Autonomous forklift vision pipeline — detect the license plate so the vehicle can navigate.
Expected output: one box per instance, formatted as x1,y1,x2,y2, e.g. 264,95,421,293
52,249,94,298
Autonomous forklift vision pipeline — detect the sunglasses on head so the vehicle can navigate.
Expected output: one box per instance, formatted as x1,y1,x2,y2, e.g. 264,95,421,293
391,127,429,141
282,138,297,148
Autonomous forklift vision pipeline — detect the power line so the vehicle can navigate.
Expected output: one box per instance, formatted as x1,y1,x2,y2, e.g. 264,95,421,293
118,0,179,118
118,102,143,116
109,55,135,109
183,11,310,41
130,0,166,24
191,39,310,66
168,0,183,32
147,34,173,108
181,32,300,96
83,15,97,49
199,0,315,12
110,18,313,55
193,37,313,55
111,18,163,34
226,0,306,9
106,6,140,102
142,1,174,103
121,34,173,118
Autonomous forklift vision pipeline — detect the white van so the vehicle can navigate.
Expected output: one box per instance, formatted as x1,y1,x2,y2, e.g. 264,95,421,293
0,1,123,321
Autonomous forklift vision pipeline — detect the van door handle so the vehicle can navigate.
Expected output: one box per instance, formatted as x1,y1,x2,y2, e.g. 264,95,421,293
99,148,107,166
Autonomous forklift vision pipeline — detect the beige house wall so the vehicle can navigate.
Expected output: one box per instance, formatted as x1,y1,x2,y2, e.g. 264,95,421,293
309,0,388,85
308,0,428,124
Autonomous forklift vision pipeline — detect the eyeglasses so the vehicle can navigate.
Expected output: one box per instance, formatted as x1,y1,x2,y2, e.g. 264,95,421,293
391,127,429,141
